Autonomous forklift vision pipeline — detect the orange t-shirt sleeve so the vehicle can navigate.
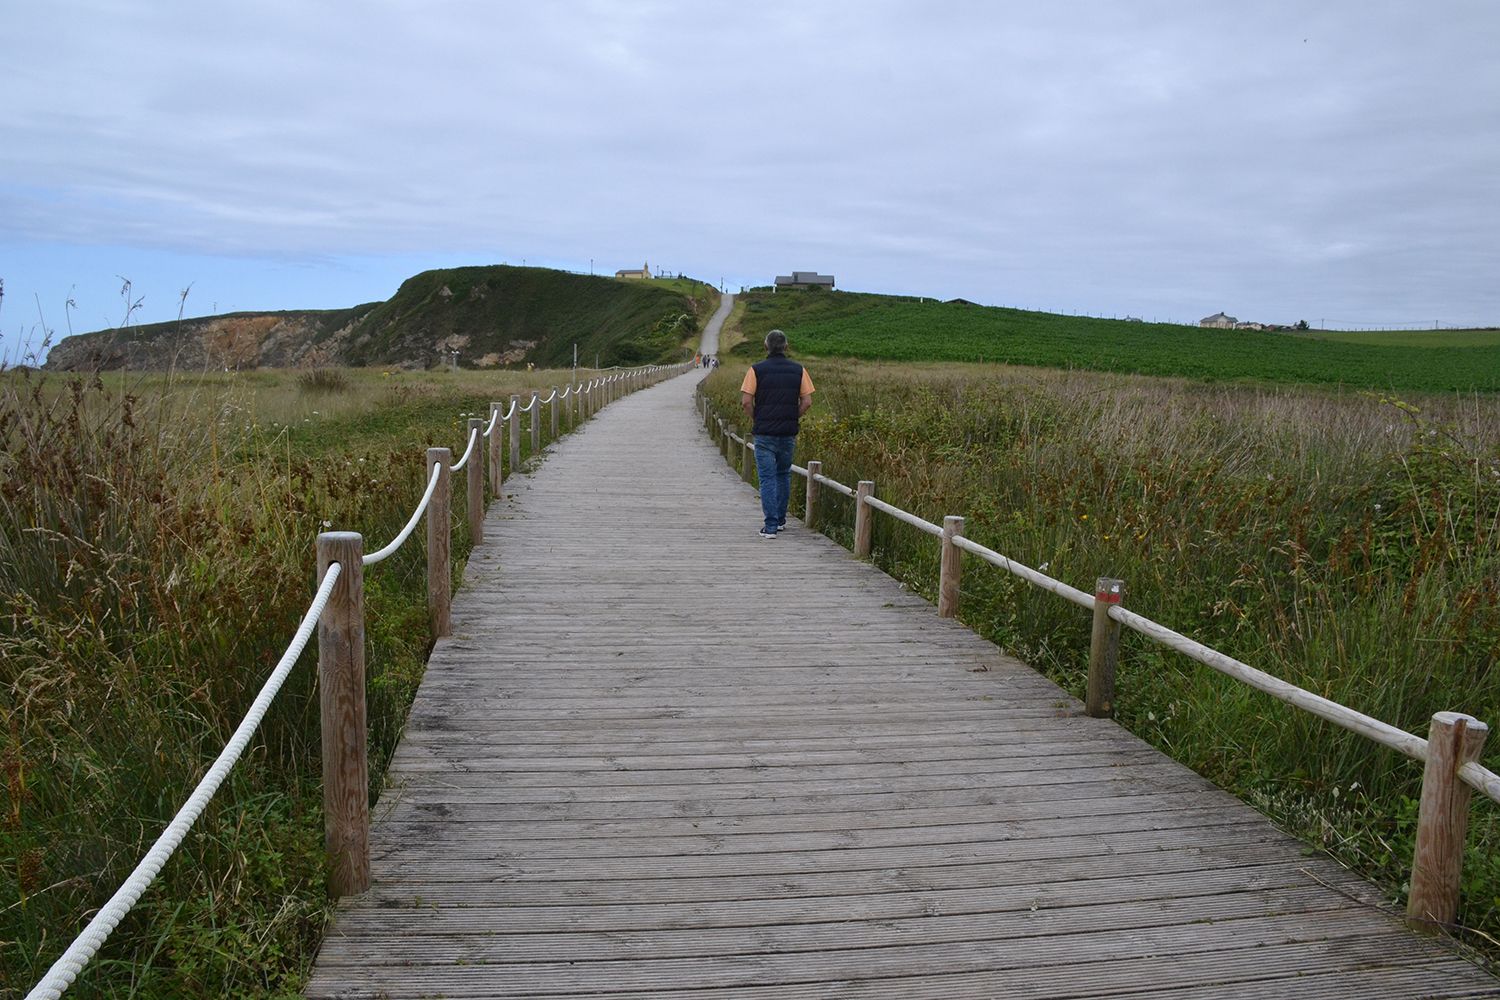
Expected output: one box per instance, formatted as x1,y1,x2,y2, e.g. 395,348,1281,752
740,369,757,394
801,370,815,395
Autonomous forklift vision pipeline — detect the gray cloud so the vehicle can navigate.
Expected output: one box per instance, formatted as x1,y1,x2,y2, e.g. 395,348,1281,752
5,0,1498,333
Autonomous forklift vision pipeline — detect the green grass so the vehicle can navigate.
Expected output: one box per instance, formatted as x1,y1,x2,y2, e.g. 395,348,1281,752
1303,328,1500,348
704,359,1500,957
1,364,604,998
729,290,1500,393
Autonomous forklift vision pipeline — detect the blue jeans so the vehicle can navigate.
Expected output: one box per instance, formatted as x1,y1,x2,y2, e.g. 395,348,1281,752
753,434,796,531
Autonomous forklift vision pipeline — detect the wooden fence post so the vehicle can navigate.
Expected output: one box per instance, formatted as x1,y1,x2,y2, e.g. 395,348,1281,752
466,418,484,545
1408,712,1490,931
717,418,727,461
805,460,822,530
508,394,520,474
529,392,540,454
1087,578,1125,718
742,436,753,481
317,530,368,897
550,387,559,438
488,402,503,494
938,515,965,618
426,447,451,638
854,481,875,557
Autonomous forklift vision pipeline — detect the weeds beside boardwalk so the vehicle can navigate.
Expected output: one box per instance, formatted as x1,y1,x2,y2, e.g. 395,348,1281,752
706,360,1500,953
1,366,577,998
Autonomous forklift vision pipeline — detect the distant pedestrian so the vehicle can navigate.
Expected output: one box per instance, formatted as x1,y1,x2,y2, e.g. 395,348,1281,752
741,329,814,538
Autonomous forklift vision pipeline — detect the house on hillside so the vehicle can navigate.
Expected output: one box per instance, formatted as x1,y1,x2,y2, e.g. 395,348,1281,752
1199,311,1237,328
775,270,835,290
615,261,651,280
1233,321,1266,331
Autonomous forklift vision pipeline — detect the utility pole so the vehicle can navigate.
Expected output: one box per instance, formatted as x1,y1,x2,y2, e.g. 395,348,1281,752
573,342,577,379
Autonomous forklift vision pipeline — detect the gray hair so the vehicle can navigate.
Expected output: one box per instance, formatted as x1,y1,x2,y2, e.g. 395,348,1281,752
764,329,788,354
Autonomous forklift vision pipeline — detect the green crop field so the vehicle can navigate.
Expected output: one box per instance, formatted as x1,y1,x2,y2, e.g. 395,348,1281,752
729,291,1500,393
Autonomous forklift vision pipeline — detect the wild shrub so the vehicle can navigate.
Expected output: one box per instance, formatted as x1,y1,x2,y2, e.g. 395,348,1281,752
0,367,519,997
295,367,350,393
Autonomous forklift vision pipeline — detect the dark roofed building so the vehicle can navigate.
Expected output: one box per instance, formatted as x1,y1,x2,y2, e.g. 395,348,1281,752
775,270,835,290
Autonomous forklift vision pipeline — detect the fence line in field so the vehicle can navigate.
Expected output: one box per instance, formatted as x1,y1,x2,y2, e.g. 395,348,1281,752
27,363,690,1000
698,386,1499,940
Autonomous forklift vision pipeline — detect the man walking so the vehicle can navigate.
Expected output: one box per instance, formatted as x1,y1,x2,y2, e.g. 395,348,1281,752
741,329,814,538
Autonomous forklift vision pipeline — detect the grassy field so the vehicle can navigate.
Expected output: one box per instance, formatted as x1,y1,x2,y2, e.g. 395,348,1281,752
729,290,1500,393
704,359,1500,953
1,364,596,998
1304,328,1500,348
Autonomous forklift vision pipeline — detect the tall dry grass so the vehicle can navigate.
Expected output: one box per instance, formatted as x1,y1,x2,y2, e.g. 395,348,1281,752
706,359,1500,947
1,365,578,998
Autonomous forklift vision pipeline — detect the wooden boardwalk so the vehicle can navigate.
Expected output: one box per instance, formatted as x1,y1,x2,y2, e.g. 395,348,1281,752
306,373,1498,999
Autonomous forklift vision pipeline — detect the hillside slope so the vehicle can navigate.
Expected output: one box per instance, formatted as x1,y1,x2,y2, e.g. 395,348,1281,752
45,266,715,371
729,290,1500,393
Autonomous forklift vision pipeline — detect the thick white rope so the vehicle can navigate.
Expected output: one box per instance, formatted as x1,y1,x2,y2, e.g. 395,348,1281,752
559,385,571,399
482,408,500,437
449,427,478,471
26,564,343,1000
363,463,443,566
503,399,517,421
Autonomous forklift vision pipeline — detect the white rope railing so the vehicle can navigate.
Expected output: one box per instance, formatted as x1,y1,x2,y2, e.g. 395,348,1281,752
363,462,443,566
449,427,479,471
29,359,696,999
25,564,344,1000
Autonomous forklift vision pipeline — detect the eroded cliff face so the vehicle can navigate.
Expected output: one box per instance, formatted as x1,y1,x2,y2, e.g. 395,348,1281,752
44,309,369,372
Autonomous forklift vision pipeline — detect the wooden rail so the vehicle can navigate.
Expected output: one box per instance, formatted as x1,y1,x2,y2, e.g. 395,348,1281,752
699,388,1499,935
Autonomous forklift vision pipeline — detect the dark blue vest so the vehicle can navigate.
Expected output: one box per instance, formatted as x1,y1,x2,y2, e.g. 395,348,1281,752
751,355,805,436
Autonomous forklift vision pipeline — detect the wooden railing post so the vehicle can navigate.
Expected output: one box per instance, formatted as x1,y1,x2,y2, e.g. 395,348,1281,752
854,481,875,558
466,418,484,545
488,402,503,493
742,436,753,481
550,387,559,438
1087,578,1125,718
717,418,727,461
508,394,520,474
938,515,965,618
1408,712,1490,931
426,447,452,637
317,530,368,897
805,460,822,530
529,392,540,454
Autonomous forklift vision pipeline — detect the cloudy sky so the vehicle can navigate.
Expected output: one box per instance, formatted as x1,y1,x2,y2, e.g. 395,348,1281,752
4,0,1498,357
